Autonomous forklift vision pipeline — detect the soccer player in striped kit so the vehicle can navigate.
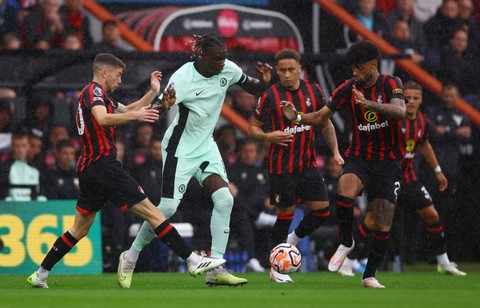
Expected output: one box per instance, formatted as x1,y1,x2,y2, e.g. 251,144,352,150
282,40,406,288
249,48,344,283
27,53,225,288
340,80,466,277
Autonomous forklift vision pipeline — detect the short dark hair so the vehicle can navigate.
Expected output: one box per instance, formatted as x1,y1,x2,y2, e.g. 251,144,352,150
56,139,74,153
274,48,301,64
236,137,258,153
442,82,458,92
93,53,126,73
346,40,380,66
404,80,423,92
102,20,118,30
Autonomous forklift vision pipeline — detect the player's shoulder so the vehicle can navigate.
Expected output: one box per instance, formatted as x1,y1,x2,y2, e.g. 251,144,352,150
383,74,403,86
83,82,103,94
222,59,242,73
174,61,195,75
332,79,354,94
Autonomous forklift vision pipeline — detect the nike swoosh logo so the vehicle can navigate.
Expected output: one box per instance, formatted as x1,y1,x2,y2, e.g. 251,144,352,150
196,90,204,96
120,274,127,281
224,230,230,234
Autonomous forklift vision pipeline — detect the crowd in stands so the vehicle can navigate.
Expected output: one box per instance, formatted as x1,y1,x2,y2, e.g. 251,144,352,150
1,0,479,271
0,0,123,52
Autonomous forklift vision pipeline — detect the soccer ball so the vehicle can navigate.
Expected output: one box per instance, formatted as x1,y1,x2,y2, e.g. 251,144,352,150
269,243,302,274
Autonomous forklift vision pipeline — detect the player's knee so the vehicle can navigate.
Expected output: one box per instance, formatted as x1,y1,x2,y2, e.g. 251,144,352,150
212,187,233,213
159,198,180,219
418,205,439,224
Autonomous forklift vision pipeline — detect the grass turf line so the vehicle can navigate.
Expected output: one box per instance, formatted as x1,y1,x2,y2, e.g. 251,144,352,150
2,269,480,308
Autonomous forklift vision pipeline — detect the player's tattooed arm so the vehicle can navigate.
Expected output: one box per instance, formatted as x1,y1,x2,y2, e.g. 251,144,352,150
320,120,343,165
353,85,405,119
365,98,406,119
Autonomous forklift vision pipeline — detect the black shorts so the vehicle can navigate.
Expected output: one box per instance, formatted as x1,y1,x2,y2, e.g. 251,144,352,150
397,180,433,211
269,167,328,208
77,157,147,214
342,156,402,204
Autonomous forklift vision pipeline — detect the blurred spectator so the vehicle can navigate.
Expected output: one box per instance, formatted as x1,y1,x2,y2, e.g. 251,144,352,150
228,138,273,271
61,31,82,50
44,123,71,168
0,131,45,201
20,0,64,49
376,0,395,16
27,129,46,171
343,0,389,47
48,123,70,147
124,122,154,171
0,98,13,155
229,86,258,121
457,0,479,53
15,93,54,143
41,139,79,199
214,125,237,168
131,136,163,206
413,0,443,24
0,87,16,99
421,83,471,252
0,32,21,50
386,0,426,49
0,0,19,37
438,27,480,105
59,0,92,49
16,0,39,25
91,20,124,53
33,38,50,50
386,19,426,81
423,0,464,51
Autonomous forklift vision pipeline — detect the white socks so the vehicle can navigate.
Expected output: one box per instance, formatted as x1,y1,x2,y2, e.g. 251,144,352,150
287,231,302,246
437,253,450,266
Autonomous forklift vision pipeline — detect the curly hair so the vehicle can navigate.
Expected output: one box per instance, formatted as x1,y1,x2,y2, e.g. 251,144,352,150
346,40,380,66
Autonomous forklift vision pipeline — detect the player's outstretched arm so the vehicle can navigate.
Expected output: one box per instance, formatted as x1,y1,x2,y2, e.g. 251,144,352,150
281,101,334,126
124,71,163,112
92,105,159,127
352,85,406,119
240,62,272,96
418,139,448,192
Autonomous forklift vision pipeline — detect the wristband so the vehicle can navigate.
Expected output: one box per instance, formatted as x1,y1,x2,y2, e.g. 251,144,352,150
434,166,442,173
295,114,302,123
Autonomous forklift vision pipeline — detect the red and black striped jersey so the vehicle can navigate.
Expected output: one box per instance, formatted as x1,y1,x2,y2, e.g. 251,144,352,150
327,75,405,160
75,82,118,173
254,80,324,175
401,112,430,183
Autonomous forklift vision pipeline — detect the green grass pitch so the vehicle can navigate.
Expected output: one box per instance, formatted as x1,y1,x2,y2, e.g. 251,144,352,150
2,264,480,308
